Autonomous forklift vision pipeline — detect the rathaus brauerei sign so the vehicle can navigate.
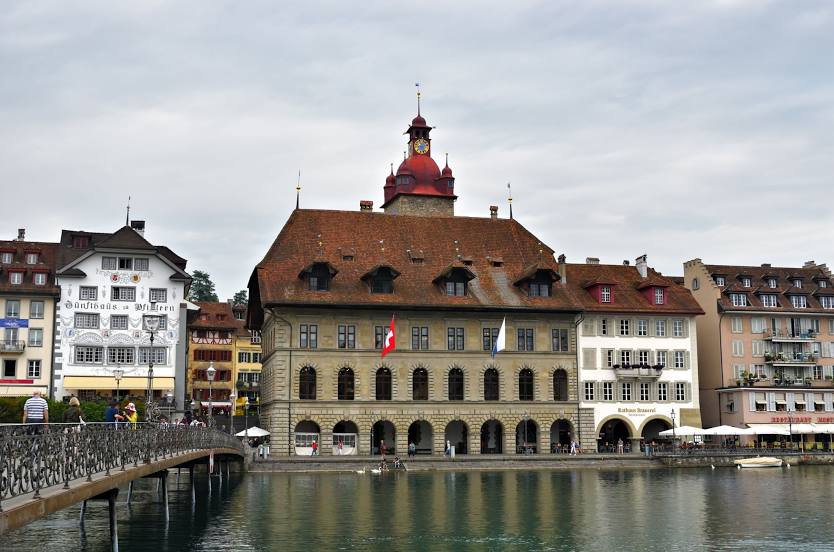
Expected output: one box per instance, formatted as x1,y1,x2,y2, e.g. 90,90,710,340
618,407,657,417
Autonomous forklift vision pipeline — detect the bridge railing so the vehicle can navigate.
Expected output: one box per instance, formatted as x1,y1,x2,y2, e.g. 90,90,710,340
0,423,241,510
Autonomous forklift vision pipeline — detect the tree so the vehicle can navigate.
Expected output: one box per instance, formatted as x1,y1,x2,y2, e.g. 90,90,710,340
232,289,248,306
189,270,219,302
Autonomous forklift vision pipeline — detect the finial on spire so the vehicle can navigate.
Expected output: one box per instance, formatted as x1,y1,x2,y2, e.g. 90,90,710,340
415,82,421,116
507,182,513,219
390,162,394,174
445,152,449,166
125,196,131,226
403,150,407,161
295,170,301,210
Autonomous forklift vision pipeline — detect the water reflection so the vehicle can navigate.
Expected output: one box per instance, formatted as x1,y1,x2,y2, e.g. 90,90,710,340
7,467,834,551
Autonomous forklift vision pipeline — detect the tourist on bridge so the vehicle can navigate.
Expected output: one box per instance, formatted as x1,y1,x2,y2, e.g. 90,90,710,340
105,399,125,427
63,397,85,431
22,390,49,434
617,438,624,455
124,402,138,429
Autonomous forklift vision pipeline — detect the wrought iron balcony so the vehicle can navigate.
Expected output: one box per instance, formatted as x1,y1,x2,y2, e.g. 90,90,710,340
764,353,817,365
612,363,664,380
0,340,25,353
764,329,817,342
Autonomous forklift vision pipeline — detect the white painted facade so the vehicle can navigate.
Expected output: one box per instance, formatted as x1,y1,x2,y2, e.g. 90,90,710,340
577,314,701,449
54,242,189,403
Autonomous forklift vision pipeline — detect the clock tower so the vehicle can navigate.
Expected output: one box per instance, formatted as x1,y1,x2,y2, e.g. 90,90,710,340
382,109,457,217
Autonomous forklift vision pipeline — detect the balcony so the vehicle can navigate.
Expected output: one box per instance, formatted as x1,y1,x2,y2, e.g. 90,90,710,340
764,329,817,342
764,352,817,366
0,340,25,354
612,363,664,380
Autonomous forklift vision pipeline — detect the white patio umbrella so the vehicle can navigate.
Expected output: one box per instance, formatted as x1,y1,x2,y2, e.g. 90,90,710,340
701,425,756,436
658,425,703,437
236,426,270,438
746,424,791,436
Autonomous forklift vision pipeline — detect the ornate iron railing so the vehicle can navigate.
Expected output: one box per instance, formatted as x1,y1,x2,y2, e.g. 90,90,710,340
0,423,241,511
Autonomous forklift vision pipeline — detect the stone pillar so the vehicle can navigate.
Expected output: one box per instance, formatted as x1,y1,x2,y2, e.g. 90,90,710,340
630,438,642,454
320,427,333,456
395,423,408,457
469,426,481,455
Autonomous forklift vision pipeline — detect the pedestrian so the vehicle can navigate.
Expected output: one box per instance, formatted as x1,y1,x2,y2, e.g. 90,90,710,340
570,440,577,456
104,399,124,427
311,439,318,456
337,439,343,455
22,390,49,434
63,396,85,431
408,441,416,459
617,438,624,454
124,402,138,429
380,439,386,461
445,439,451,457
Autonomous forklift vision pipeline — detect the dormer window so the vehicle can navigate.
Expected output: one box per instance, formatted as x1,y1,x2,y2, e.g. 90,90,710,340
730,293,748,307
362,265,400,295
26,253,38,264
601,286,612,303
372,268,395,294
790,295,807,308
761,294,778,308
435,264,476,297
446,280,466,296
0,252,12,264
793,279,803,288
715,276,726,286
9,271,23,285
299,261,338,292
741,277,751,288
820,280,828,289
72,235,89,248
654,288,665,305
768,278,777,288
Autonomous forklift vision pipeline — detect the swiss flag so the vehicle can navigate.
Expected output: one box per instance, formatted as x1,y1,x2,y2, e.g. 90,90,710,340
381,315,396,358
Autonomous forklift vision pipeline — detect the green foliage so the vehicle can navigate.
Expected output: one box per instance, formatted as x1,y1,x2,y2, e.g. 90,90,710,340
232,289,248,306
189,270,219,302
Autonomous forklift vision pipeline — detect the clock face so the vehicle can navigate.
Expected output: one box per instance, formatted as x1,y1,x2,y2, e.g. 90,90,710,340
413,138,429,155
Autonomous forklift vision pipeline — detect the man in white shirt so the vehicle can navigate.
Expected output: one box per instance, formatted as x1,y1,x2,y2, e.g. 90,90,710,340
22,390,49,434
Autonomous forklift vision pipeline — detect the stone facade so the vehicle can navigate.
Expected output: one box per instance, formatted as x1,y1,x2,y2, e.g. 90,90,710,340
382,195,454,217
259,308,583,455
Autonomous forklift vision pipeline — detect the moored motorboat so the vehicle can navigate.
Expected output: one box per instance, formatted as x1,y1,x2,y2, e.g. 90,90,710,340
734,457,783,468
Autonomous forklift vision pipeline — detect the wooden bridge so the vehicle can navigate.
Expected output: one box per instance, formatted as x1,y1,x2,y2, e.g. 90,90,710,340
0,423,244,549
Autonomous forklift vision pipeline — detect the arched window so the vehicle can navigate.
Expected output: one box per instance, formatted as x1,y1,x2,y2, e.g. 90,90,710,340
338,367,354,400
412,367,428,401
299,366,316,400
553,369,568,401
484,368,500,401
519,368,534,401
448,367,464,401
376,367,392,400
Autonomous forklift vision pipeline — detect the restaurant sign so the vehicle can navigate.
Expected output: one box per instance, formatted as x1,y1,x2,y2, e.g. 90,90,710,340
771,416,834,423
0,318,28,328
618,407,656,417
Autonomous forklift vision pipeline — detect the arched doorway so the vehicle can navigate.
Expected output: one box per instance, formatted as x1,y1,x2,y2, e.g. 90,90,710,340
372,420,396,455
445,420,468,455
515,419,538,454
332,420,358,455
294,420,320,455
408,420,433,455
641,419,671,442
550,420,573,453
481,420,503,454
598,418,632,453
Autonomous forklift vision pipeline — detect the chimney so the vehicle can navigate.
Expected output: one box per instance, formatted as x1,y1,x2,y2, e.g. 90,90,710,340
489,205,498,219
635,254,648,278
803,260,817,269
761,263,771,268
557,254,567,284
16,228,25,241
585,257,599,265
360,200,373,212
130,220,146,237
623,260,630,266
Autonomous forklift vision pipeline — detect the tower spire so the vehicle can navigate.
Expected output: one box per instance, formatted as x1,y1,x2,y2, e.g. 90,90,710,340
295,170,301,210
125,196,131,226
415,82,421,116
507,182,513,219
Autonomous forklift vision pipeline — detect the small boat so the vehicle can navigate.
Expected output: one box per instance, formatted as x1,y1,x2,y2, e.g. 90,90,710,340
734,457,783,468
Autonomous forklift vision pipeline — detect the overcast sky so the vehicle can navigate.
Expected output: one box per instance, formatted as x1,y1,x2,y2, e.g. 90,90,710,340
2,1,833,299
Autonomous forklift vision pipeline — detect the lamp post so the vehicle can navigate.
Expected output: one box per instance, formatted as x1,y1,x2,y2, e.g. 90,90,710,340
787,408,793,450
522,411,529,454
207,361,216,424
671,409,677,448
113,368,124,401
144,307,160,421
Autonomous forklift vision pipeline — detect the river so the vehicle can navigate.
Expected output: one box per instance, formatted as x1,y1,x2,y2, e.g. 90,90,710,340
5,466,834,551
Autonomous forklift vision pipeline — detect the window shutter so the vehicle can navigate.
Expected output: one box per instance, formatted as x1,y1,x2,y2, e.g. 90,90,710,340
826,393,833,412
767,392,776,411
824,342,832,358
649,318,656,337
685,351,691,370
649,350,656,365
583,319,595,336
786,392,795,411
684,319,690,338
807,392,815,410
583,348,597,369
748,393,757,412
686,383,692,402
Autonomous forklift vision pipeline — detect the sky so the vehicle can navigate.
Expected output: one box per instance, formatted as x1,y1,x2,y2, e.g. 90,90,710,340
1,1,833,299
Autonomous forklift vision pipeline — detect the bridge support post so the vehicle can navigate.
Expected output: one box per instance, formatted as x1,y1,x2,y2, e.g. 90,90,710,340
80,500,87,524
108,490,119,552
161,470,169,522
127,481,133,505
189,466,195,502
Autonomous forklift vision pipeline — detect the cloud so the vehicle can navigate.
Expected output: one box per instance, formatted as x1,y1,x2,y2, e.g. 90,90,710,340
0,0,832,296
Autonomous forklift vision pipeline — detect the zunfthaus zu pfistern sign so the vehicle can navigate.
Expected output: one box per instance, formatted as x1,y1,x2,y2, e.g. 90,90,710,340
65,300,177,313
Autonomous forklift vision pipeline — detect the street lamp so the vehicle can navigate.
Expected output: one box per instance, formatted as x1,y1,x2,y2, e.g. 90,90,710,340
522,411,529,454
229,392,236,435
113,368,124,401
144,307,160,419
671,409,677,445
207,361,217,423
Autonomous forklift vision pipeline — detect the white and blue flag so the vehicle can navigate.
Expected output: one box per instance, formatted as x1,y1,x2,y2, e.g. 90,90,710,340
491,317,506,358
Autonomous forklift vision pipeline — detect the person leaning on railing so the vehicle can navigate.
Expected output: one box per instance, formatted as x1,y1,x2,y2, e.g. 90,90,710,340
22,390,49,434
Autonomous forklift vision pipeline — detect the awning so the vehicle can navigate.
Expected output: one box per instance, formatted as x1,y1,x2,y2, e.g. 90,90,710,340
794,398,806,404
63,376,175,390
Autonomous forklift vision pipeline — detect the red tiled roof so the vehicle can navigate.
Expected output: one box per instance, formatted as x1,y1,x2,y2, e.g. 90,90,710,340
190,301,245,330
706,263,833,313
0,241,61,296
566,264,703,315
